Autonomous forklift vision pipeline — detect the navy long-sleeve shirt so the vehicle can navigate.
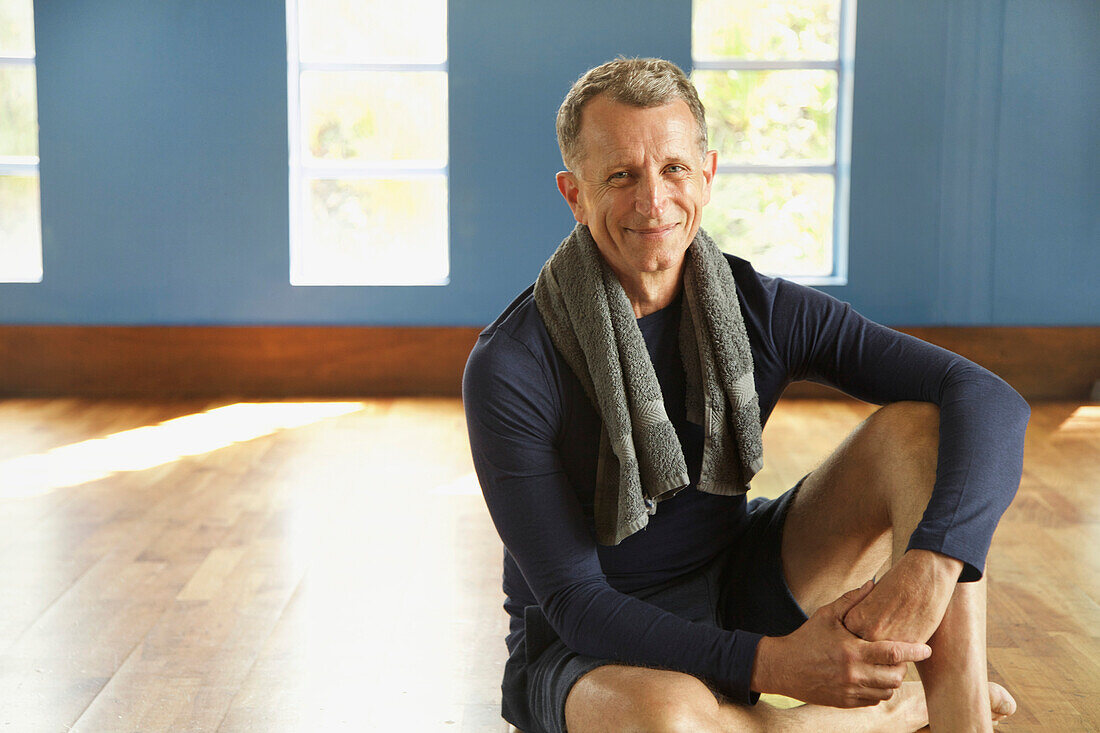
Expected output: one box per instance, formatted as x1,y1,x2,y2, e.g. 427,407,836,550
463,253,1029,703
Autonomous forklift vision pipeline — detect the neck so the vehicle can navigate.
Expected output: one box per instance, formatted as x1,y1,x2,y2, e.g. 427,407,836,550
614,263,685,318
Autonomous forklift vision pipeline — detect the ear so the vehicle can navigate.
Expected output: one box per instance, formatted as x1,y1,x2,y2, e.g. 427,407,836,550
701,149,718,207
556,171,587,224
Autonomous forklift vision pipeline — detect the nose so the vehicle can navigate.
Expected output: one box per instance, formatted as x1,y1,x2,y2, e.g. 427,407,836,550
635,172,667,219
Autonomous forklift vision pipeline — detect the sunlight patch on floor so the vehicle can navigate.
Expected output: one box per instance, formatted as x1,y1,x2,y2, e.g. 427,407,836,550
0,402,364,499
429,471,481,496
1055,404,1100,435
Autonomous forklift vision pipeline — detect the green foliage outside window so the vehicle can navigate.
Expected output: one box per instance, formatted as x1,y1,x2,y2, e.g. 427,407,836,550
301,71,447,164
302,177,448,285
693,0,838,60
297,0,445,65
0,0,35,57
694,0,844,279
707,174,833,277
0,66,37,157
0,0,41,283
694,69,835,165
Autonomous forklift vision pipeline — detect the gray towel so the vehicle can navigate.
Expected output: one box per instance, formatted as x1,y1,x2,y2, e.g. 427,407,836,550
534,224,764,545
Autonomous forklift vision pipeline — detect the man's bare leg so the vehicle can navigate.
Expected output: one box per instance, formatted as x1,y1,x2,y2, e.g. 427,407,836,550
564,664,929,732
781,401,1015,730
563,662,1016,732
917,578,1015,727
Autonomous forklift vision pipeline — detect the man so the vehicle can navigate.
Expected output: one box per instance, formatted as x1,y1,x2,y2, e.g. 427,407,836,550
463,58,1028,732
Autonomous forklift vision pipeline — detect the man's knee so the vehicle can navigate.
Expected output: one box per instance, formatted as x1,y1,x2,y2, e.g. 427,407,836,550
644,694,722,733
862,401,939,470
565,666,724,733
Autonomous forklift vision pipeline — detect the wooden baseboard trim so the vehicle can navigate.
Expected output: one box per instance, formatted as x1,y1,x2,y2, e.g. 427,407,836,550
0,326,484,399
0,325,1096,400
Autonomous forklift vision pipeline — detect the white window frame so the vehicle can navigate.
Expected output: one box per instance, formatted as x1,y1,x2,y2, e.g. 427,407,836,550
692,0,856,285
285,0,449,286
0,17,42,284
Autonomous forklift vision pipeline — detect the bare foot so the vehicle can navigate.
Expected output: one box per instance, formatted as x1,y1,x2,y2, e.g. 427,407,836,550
908,681,1017,730
989,681,1016,723
891,681,930,731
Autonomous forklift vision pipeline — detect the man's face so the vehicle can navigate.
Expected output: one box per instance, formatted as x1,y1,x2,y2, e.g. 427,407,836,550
556,95,717,282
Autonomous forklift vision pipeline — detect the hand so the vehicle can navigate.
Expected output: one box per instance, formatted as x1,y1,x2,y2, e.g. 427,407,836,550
843,549,963,645
751,581,932,708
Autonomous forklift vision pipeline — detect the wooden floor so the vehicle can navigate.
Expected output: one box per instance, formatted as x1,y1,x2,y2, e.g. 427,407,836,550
0,398,1096,731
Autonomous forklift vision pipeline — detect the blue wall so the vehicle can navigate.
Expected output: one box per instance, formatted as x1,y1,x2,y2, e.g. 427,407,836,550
2,0,1096,326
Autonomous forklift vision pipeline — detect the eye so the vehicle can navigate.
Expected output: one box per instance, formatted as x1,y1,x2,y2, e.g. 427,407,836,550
607,171,631,185
665,164,686,174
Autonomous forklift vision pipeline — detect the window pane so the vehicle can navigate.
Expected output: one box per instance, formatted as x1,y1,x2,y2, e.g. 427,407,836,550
0,65,38,157
693,0,839,61
298,0,446,64
0,174,42,282
301,71,447,165
694,69,835,164
295,177,448,285
704,174,833,277
0,0,35,56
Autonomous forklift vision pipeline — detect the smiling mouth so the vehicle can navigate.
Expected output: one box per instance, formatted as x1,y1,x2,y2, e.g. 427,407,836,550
626,224,678,237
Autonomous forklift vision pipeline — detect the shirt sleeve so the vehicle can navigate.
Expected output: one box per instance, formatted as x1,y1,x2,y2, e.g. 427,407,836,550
463,327,764,703
767,278,1030,580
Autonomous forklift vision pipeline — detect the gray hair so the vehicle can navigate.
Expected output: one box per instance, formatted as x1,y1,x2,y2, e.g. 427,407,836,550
556,57,708,171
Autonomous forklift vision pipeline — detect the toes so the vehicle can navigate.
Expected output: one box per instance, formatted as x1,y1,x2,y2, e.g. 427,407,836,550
988,681,1017,718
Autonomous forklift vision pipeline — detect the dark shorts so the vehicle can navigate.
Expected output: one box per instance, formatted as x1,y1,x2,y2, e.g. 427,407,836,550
500,485,810,733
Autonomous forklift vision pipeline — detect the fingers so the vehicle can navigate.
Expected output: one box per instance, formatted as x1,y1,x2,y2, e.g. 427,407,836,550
856,660,907,692
836,682,898,708
865,639,932,666
831,579,875,618
830,639,925,708
835,644,909,703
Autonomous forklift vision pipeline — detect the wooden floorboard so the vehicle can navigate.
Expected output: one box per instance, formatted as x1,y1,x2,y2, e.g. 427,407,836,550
0,398,1095,731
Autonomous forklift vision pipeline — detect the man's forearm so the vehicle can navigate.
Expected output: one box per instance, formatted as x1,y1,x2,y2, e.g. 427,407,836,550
749,581,932,707
843,549,963,645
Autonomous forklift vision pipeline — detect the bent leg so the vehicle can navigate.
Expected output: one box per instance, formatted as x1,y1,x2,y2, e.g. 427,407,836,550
564,666,734,733
564,664,928,733
780,401,1012,730
919,578,1015,727
779,402,940,615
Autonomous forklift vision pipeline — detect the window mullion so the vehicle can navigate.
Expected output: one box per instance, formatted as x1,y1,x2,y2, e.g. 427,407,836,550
300,166,449,179
716,164,836,176
299,61,447,73
0,158,40,174
693,59,839,72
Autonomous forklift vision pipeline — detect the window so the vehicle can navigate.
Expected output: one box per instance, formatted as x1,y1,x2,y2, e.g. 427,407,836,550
0,0,42,283
287,0,448,286
693,0,855,283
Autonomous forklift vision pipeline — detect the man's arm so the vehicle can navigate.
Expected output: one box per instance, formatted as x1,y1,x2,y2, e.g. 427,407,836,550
767,275,1030,581
763,273,1028,646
